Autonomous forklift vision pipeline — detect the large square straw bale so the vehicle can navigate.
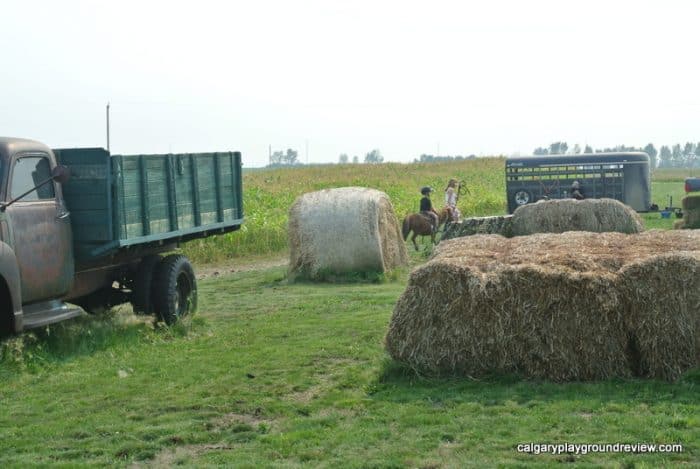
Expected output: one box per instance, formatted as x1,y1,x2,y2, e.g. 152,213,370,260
386,231,700,381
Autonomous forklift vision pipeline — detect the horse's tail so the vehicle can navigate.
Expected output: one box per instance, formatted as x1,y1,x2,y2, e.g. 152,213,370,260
402,216,411,240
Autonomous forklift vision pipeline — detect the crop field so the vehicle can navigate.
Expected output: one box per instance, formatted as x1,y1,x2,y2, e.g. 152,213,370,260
182,160,692,262
1,161,697,467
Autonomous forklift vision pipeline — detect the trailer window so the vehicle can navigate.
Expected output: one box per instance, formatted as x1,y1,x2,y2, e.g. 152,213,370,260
11,156,55,201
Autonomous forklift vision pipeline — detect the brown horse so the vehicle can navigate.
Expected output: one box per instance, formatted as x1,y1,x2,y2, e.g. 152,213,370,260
402,207,452,251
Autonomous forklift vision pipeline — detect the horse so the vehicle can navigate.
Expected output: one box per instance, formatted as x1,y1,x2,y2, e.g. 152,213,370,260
401,207,452,251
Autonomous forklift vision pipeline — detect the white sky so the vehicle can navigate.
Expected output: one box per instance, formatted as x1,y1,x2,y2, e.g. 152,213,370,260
1,0,698,166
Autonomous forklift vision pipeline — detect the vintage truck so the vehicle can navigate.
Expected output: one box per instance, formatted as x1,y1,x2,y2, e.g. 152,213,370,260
0,137,243,334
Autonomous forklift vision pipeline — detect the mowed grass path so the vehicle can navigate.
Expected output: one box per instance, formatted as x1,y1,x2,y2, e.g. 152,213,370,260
1,266,697,467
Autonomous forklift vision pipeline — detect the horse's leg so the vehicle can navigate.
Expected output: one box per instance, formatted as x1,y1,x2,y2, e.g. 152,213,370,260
411,232,419,251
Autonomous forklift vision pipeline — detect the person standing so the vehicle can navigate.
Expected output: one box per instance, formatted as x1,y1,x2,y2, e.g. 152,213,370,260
444,178,461,222
571,180,585,200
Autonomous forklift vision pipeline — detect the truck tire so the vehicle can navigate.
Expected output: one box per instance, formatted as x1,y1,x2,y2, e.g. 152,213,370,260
152,254,197,325
131,255,161,315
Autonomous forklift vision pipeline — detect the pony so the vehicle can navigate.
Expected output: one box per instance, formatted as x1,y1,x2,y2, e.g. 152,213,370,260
401,207,452,251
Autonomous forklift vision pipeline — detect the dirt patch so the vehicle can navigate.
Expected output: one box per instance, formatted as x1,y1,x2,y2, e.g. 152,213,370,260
211,412,273,430
142,444,233,468
139,412,276,468
196,256,288,280
286,358,359,404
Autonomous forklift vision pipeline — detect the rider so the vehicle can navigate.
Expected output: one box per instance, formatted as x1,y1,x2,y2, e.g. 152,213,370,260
420,186,440,233
444,178,461,222
571,180,584,200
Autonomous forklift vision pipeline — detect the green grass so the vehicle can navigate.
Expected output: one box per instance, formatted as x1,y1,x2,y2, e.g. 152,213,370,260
1,266,697,467
182,162,696,263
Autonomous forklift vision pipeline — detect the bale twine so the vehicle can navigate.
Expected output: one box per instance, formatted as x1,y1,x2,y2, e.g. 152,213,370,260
385,230,700,381
511,198,644,236
288,187,408,280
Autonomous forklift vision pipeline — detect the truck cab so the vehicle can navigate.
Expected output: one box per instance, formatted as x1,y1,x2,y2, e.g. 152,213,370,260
0,137,81,333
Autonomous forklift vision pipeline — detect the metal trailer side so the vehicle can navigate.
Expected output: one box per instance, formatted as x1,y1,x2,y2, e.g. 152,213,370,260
504,152,651,213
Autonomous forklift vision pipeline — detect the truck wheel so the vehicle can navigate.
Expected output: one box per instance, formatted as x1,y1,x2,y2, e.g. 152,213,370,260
131,255,161,315
152,254,197,325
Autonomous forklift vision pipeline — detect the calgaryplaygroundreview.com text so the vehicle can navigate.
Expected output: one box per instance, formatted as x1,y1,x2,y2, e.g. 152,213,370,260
517,442,684,456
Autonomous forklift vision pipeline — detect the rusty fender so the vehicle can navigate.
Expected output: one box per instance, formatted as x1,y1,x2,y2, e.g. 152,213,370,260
0,241,23,332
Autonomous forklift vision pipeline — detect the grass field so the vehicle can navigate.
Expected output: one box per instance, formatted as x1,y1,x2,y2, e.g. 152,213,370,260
182,160,694,263
1,161,697,466
1,265,698,467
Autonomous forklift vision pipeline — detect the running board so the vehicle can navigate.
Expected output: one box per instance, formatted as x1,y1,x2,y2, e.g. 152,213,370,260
22,300,84,329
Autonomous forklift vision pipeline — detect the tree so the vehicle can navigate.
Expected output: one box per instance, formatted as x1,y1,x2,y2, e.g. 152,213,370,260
352,155,359,164
533,147,549,155
659,145,672,168
643,143,658,169
338,153,349,164
584,145,593,153
268,148,299,167
548,142,568,155
283,148,298,165
364,149,383,164
672,144,683,167
270,150,284,166
683,142,695,158
572,144,581,154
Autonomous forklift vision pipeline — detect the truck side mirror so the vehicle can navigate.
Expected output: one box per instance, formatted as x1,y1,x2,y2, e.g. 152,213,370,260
52,165,71,184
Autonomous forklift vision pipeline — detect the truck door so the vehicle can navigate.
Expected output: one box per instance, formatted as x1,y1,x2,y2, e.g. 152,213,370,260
5,153,74,303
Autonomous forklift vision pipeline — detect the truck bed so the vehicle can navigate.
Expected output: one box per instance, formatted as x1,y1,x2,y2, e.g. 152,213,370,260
54,148,243,263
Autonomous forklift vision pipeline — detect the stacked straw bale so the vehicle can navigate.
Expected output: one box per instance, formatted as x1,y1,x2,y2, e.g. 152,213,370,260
511,198,644,236
442,215,513,240
676,195,700,229
288,187,408,280
386,230,700,381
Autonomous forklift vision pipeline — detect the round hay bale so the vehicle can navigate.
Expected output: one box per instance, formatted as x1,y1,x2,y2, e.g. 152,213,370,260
288,187,408,280
511,198,644,236
385,230,700,381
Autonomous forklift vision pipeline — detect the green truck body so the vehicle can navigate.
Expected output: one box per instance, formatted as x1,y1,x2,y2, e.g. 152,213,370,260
54,148,243,263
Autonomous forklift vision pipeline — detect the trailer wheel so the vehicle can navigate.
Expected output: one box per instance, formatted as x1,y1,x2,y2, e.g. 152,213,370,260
131,255,161,315
152,254,197,325
513,190,532,207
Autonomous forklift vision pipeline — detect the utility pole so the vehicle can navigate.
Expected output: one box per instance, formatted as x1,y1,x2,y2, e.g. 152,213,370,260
269,144,272,166
106,103,111,152
305,140,309,165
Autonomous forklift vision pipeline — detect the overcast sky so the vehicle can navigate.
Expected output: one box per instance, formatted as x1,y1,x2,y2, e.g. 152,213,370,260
1,0,698,166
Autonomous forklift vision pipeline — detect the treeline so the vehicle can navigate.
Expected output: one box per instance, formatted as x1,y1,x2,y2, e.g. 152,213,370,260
413,154,477,163
532,141,700,169
268,149,386,167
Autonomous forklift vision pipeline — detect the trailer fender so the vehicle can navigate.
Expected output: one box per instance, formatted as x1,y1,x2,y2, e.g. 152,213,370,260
0,241,23,333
